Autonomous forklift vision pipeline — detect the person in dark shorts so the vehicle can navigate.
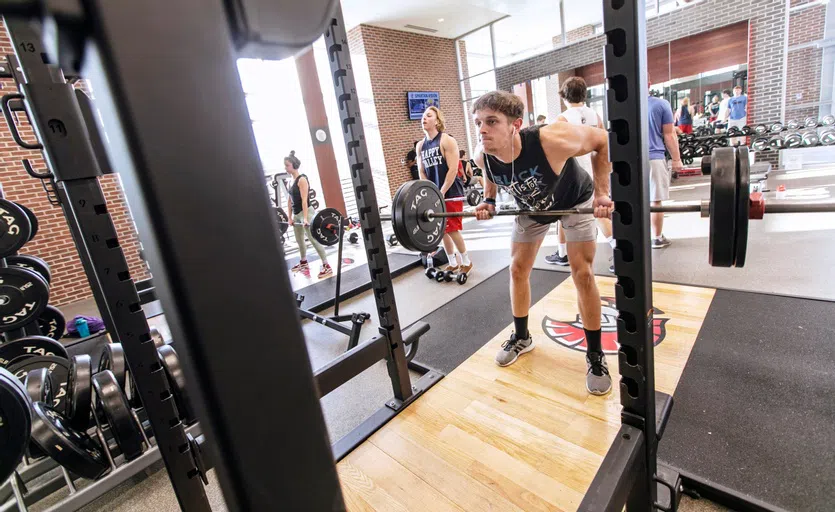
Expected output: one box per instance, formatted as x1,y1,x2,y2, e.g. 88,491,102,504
416,107,472,275
675,97,694,134
472,91,613,396
285,151,331,278
458,149,474,187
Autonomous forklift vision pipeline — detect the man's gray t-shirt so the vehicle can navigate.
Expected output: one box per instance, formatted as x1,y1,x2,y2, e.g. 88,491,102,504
648,96,673,161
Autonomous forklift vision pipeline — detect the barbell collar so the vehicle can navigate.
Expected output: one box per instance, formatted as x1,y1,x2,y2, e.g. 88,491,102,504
701,199,711,218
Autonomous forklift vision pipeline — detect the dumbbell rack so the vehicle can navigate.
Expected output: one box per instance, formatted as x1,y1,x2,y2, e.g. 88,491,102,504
1,19,210,511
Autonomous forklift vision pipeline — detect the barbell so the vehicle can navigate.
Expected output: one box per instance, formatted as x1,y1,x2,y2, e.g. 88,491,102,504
376,147,835,267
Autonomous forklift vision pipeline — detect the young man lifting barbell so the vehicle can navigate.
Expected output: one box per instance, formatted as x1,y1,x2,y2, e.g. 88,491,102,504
472,90,614,396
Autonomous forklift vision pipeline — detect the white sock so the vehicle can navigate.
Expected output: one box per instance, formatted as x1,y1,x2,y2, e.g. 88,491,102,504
558,243,567,258
607,236,617,250
454,252,463,266
460,252,471,266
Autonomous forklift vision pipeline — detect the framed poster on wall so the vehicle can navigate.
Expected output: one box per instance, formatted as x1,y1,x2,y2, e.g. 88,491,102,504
408,92,440,120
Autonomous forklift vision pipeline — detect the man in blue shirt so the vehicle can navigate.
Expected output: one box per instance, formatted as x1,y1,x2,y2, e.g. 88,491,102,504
647,92,683,248
724,85,748,130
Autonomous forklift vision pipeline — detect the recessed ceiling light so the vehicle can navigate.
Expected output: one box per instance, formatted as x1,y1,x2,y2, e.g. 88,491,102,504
438,18,445,22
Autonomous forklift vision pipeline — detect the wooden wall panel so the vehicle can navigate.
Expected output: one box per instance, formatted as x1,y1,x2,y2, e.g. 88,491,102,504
574,22,748,87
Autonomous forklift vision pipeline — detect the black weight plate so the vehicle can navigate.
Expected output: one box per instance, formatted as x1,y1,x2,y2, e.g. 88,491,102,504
15,203,38,242
0,266,49,332
6,254,52,284
392,181,446,253
466,189,481,207
742,125,754,136
37,305,66,341
98,343,127,391
309,199,320,210
802,131,820,147
701,155,711,176
308,189,317,200
0,367,30,483
0,199,32,259
8,355,70,415
24,367,52,404
734,147,750,268
348,232,359,244
820,129,835,146
274,207,289,236
92,370,144,461
309,208,342,247
709,148,738,268
0,335,68,368
784,132,802,148
158,345,196,425
66,355,92,432
391,183,409,250
29,402,108,480
805,116,819,128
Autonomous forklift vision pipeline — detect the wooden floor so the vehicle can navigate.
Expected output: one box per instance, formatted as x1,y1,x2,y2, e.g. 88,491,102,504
338,277,716,511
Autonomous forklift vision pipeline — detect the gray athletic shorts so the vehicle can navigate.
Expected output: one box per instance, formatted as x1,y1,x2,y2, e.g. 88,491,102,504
511,196,597,243
649,159,670,202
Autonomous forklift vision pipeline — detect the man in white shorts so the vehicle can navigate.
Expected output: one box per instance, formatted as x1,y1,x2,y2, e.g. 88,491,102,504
647,84,683,248
471,91,615,396
545,76,617,272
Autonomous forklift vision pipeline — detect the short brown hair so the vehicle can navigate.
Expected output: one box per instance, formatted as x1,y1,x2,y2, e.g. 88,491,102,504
472,91,524,120
425,106,445,132
559,76,588,104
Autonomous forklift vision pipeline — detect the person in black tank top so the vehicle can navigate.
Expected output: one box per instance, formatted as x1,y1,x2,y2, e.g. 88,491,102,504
472,91,615,396
416,107,472,275
284,151,332,278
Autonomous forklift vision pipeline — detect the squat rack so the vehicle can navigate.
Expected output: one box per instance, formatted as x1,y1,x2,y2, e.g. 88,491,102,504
0,1,677,511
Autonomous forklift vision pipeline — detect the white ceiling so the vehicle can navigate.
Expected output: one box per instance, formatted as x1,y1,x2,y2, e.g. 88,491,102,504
342,0,604,41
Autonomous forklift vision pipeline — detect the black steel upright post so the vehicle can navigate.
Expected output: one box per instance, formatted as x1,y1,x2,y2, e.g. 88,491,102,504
3,19,211,511
61,0,344,509
603,1,658,510
323,5,413,401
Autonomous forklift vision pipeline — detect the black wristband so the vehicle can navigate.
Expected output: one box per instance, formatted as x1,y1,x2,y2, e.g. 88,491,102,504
482,198,496,206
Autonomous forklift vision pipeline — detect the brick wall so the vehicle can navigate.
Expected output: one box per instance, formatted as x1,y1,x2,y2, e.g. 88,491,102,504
567,25,596,44
0,20,149,307
351,25,467,198
785,4,827,122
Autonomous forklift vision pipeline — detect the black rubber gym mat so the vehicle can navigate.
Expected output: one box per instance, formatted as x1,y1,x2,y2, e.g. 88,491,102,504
659,290,835,511
297,253,421,313
411,268,570,374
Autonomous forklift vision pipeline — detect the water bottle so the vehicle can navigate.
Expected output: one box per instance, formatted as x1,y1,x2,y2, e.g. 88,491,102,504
75,317,90,338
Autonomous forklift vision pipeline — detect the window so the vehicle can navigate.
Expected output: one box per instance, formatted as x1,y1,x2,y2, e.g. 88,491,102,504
458,27,493,79
493,5,562,67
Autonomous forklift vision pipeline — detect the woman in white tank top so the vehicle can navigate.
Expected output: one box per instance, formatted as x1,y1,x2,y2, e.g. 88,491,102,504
544,77,615,271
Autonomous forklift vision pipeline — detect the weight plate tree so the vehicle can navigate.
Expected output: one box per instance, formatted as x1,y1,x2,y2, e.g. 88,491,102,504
3,19,207,509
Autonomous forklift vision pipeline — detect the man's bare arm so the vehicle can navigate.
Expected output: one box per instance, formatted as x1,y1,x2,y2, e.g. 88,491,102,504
541,123,611,197
439,134,460,195
662,124,681,161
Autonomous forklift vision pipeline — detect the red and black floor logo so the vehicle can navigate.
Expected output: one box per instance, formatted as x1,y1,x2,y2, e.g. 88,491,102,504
542,297,669,354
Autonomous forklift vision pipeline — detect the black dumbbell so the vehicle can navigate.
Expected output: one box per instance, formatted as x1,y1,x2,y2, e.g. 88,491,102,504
754,124,768,135
820,129,835,146
770,122,784,133
804,117,819,128
751,137,769,151
801,131,820,147
822,115,835,127
768,135,785,150
786,119,800,130
784,132,802,148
